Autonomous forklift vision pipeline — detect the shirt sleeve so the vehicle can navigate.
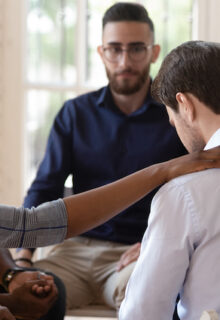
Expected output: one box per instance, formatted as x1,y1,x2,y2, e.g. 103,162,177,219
119,180,197,320
0,199,67,248
24,101,74,208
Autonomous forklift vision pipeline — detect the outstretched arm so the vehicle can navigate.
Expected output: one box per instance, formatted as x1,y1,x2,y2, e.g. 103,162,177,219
64,146,220,238
2,147,220,249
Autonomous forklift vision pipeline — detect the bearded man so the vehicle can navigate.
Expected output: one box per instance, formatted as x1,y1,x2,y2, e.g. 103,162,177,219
16,2,186,316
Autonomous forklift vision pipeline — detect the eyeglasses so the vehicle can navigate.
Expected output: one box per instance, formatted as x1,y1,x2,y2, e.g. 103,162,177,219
102,44,153,62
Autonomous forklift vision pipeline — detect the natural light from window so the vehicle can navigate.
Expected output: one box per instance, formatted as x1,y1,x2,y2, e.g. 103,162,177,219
24,0,193,191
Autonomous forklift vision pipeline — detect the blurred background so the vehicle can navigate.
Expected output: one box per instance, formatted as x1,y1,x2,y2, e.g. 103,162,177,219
0,0,219,205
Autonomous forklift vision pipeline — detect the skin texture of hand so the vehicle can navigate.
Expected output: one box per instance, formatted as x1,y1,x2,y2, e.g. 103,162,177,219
160,146,220,182
0,306,15,320
8,271,54,297
64,146,220,239
6,280,58,320
117,242,141,271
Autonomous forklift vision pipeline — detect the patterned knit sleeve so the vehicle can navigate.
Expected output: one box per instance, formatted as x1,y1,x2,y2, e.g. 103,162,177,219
0,199,67,248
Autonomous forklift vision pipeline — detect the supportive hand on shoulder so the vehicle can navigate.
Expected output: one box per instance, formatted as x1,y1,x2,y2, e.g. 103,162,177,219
164,146,220,182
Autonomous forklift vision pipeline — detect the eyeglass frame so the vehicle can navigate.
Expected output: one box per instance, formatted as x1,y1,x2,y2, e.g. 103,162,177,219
101,43,154,63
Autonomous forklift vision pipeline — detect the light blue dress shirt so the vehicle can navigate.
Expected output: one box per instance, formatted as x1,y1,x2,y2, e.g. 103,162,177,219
119,129,220,320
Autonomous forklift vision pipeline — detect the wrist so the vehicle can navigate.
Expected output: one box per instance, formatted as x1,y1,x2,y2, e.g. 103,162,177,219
147,163,168,185
14,258,33,266
2,268,26,292
157,162,170,183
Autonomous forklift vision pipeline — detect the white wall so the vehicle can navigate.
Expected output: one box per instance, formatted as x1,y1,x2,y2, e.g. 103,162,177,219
0,0,25,205
193,0,220,42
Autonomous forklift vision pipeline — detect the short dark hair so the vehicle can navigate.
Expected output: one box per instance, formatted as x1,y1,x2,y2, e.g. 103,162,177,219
102,2,154,33
151,40,220,114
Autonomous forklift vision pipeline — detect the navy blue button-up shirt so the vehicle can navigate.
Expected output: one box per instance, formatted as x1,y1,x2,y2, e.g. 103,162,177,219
24,85,187,244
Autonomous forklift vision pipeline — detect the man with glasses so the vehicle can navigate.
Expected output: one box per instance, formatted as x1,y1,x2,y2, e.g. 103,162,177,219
16,2,186,315
102,43,153,63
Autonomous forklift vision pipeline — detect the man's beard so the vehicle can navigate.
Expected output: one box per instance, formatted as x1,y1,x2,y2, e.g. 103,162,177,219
178,116,205,153
189,132,206,153
105,65,150,95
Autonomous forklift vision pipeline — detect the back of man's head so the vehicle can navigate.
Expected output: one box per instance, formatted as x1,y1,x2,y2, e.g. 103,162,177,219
152,40,220,115
102,2,154,33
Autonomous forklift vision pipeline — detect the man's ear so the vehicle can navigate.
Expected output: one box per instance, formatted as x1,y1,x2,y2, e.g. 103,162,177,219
176,92,196,123
151,44,160,63
97,45,104,61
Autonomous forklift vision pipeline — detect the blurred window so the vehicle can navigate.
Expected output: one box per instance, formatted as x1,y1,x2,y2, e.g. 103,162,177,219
25,0,193,189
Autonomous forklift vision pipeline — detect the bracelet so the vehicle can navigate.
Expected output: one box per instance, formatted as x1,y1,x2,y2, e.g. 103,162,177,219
14,258,33,266
2,267,25,292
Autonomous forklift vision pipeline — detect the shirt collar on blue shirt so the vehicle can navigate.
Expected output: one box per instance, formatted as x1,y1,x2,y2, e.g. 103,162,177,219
97,83,160,117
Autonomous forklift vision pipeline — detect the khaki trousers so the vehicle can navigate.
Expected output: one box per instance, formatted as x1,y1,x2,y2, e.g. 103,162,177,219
34,237,135,310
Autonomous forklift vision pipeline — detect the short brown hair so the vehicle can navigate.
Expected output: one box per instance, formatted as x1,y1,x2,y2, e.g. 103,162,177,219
151,40,220,114
102,2,154,33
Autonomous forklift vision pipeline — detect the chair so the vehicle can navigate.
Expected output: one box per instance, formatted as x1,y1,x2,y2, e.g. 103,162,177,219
65,305,117,318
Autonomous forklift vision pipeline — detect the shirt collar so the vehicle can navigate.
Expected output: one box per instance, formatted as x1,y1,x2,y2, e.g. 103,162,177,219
204,128,220,150
97,86,109,106
97,83,160,116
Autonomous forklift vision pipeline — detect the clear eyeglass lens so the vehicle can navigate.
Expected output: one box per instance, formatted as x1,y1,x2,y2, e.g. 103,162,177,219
130,46,147,61
103,46,150,62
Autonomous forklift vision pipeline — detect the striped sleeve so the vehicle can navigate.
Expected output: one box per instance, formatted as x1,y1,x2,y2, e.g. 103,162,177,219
0,199,67,248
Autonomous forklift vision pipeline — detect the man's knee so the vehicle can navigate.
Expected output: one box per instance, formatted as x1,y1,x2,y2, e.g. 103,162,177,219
114,262,136,309
104,262,136,310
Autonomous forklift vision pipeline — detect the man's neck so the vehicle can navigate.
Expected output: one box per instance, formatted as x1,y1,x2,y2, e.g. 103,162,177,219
110,78,150,115
195,99,220,144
